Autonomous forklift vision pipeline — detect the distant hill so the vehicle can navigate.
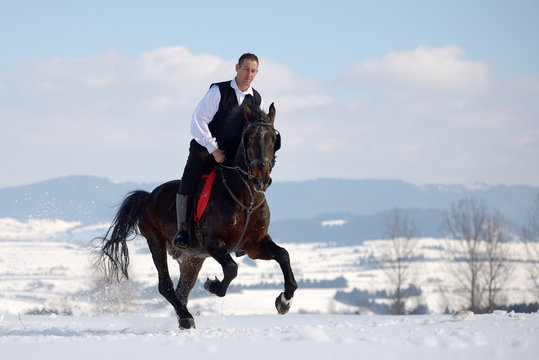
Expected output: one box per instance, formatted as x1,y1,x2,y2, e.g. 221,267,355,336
0,175,159,225
0,176,537,244
270,208,447,245
266,178,538,226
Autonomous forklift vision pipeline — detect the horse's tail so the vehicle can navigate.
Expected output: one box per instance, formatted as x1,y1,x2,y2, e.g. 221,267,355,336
96,190,150,281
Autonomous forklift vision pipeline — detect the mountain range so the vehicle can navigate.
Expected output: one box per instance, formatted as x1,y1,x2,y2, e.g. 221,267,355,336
1,175,537,244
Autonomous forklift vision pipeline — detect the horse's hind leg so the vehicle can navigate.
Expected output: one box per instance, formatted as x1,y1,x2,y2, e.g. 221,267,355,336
146,232,196,329
204,238,238,297
251,236,298,314
175,257,205,308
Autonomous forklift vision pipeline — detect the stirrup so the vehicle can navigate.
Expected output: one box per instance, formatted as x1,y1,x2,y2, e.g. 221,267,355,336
172,229,190,249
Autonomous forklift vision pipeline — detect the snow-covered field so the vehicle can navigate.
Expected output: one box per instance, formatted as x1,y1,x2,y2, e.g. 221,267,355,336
1,218,538,359
1,312,538,360
0,227,535,316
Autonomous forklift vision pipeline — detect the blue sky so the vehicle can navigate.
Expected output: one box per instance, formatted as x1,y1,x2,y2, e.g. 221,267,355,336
3,1,537,78
1,0,539,187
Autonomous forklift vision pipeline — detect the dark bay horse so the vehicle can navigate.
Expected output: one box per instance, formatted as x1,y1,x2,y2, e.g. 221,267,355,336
97,103,297,329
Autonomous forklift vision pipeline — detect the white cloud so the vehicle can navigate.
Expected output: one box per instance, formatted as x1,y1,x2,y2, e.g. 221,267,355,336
256,58,334,113
273,46,539,186
1,45,538,188
0,46,333,187
344,45,492,93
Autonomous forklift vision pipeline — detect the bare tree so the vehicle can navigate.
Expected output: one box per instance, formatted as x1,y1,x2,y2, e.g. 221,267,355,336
483,210,511,312
442,197,513,313
442,198,487,312
382,208,419,315
523,193,539,296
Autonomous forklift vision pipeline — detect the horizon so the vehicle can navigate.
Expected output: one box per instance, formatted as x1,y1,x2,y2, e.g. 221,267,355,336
2,173,538,191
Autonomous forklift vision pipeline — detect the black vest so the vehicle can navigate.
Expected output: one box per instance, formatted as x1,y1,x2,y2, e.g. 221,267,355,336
208,81,261,153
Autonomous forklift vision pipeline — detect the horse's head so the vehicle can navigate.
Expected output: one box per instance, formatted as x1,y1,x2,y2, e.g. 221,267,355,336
242,103,280,192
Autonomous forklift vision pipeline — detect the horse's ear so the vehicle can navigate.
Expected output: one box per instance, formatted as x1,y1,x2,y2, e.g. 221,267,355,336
243,103,252,120
268,103,276,124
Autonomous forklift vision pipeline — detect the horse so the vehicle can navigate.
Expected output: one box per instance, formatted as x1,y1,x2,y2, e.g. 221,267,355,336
97,103,297,329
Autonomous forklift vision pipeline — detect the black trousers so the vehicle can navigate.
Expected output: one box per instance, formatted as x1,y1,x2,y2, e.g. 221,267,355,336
179,139,215,196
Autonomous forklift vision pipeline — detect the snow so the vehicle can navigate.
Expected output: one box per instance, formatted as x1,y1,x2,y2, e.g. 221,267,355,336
1,312,538,360
0,218,109,241
321,219,347,227
0,218,82,240
0,236,536,315
1,220,538,359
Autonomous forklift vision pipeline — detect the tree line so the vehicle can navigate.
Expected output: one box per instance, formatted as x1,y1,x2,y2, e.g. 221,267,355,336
376,194,539,314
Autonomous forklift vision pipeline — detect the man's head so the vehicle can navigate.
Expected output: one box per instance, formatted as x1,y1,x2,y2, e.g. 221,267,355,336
235,53,259,92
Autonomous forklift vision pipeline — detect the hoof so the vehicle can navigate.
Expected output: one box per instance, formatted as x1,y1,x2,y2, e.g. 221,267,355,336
179,317,196,330
275,292,293,314
204,276,218,292
204,277,226,297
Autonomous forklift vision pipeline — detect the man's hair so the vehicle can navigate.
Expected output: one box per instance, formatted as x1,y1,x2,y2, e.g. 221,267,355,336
238,53,259,67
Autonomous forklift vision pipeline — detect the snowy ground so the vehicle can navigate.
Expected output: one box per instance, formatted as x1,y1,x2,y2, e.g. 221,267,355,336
1,312,538,360
0,232,536,316
1,219,538,359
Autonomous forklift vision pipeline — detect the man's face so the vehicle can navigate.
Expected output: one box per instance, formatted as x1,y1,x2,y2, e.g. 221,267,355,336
235,59,259,91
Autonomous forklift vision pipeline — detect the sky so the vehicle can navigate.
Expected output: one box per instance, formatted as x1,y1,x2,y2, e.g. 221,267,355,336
1,0,538,188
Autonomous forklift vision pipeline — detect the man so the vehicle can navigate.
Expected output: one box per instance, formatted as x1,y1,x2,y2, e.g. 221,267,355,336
172,53,267,248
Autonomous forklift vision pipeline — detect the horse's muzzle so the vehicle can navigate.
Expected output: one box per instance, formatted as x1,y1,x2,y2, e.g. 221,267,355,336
253,176,272,192
250,157,273,192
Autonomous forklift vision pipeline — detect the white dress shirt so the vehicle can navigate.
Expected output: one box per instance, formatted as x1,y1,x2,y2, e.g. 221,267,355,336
190,78,267,154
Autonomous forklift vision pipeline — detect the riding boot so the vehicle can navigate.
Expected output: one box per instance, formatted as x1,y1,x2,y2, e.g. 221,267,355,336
172,194,193,249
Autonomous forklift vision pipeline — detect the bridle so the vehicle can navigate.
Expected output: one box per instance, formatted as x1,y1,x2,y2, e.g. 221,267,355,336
218,120,279,180
243,121,279,176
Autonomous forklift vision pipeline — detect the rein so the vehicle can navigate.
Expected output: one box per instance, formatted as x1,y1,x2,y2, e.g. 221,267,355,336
218,167,266,253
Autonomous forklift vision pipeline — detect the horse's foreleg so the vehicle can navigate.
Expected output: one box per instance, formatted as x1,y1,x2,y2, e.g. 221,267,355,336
254,238,298,314
204,239,238,297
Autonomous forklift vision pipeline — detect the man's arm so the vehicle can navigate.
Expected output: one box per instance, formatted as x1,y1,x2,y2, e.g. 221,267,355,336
190,85,221,154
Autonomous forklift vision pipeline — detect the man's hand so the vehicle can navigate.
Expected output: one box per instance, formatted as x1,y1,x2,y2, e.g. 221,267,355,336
212,149,226,164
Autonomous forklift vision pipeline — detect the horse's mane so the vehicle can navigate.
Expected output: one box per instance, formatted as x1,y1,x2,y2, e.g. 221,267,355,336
219,104,265,163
